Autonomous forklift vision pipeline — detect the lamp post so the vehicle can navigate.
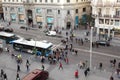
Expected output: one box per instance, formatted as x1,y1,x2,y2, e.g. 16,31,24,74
90,27,93,69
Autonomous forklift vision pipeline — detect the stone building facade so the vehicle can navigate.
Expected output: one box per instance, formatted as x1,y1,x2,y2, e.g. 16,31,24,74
2,0,91,29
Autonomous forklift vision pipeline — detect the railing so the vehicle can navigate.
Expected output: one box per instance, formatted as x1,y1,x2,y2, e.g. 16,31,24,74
104,15,111,18
113,15,120,18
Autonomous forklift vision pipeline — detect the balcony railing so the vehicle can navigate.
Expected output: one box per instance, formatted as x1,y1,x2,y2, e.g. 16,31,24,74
113,15,120,18
104,15,111,18
113,3,120,7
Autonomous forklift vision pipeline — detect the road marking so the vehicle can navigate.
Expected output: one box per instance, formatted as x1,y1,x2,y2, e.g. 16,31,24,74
53,44,120,59
52,43,62,50
76,48,120,59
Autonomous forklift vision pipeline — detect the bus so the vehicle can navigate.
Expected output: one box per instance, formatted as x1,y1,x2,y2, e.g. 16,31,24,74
12,39,53,56
0,31,20,44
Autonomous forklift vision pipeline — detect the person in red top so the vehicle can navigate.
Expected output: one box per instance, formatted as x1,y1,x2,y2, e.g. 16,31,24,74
66,57,69,64
59,62,63,70
74,69,79,78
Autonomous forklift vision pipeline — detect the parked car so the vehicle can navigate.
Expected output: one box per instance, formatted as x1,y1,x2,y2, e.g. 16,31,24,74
20,26,26,29
96,40,110,46
46,31,56,36
4,27,13,32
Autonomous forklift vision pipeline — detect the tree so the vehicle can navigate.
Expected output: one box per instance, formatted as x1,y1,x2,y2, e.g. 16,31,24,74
80,14,94,29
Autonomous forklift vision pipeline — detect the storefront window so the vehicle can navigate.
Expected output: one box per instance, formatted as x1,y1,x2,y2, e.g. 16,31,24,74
115,20,119,26
10,13,16,22
47,17,54,23
19,14,24,23
36,16,43,25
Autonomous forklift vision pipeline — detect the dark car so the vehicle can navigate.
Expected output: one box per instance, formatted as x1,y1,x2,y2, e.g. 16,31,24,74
4,28,13,32
20,26,26,29
96,40,110,46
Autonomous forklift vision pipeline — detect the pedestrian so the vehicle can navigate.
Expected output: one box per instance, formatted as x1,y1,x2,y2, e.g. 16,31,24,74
3,73,7,80
75,50,78,55
84,69,88,77
41,64,45,71
118,62,120,68
75,37,78,43
1,69,4,78
26,27,28,31
113,59,116,67
66,32,68,36
59,62,63,70
17,64,20,72
81,39,84,45
16,73,20,80
99,62,103,70
74,69,79,78
110,76,114,80
65,57,69,64
70,43,73,50
26,59,30,71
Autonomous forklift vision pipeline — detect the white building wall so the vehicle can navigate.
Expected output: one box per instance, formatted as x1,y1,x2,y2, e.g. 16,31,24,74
2,0,91,29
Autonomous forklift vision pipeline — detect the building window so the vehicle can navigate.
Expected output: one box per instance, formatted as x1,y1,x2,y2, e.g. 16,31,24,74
83,8,86,12
76,0,78,2
5,7,7,11
12,0,14,2
117,0,120,2
36,8,42,13
4,0,6,2
57,0,60,3
67,0,70,3
35,0,37,2
51,0,53,3
10,7,14,11
10,13,16,22
16,0,18,2
45,0,47,2
39,0,42,2
47,9,52,14
76,9,78,14
58,10,60,14
67,10,70,14
18,7,23,12
116,9,120,16
8,0,10,2
115,20,119,26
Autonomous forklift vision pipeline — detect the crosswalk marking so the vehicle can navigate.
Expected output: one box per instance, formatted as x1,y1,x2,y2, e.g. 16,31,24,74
52,43,120,59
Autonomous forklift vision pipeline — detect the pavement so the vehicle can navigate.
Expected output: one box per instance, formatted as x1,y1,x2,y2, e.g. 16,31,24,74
0,21,120,80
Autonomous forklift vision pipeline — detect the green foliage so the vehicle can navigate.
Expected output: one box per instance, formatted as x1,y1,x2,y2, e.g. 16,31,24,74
80,14,94,26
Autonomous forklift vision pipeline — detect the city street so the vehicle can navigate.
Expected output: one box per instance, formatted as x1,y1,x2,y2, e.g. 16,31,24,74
0,21,120,80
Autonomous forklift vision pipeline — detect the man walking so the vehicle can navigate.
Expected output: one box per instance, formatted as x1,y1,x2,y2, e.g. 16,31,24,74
41,64,45,71
17,64,20,72
26,59,30,71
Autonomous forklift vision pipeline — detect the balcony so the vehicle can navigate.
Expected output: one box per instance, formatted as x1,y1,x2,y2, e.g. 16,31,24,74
113,15,120,19
113,3,120,7
104,15,111,18
95,3,103,7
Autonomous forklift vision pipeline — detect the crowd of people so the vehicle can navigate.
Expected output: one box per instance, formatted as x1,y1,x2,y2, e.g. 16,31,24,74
0,28,120,80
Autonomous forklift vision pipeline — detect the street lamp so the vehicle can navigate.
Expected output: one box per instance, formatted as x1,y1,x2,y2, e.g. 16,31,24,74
90,27,93,70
